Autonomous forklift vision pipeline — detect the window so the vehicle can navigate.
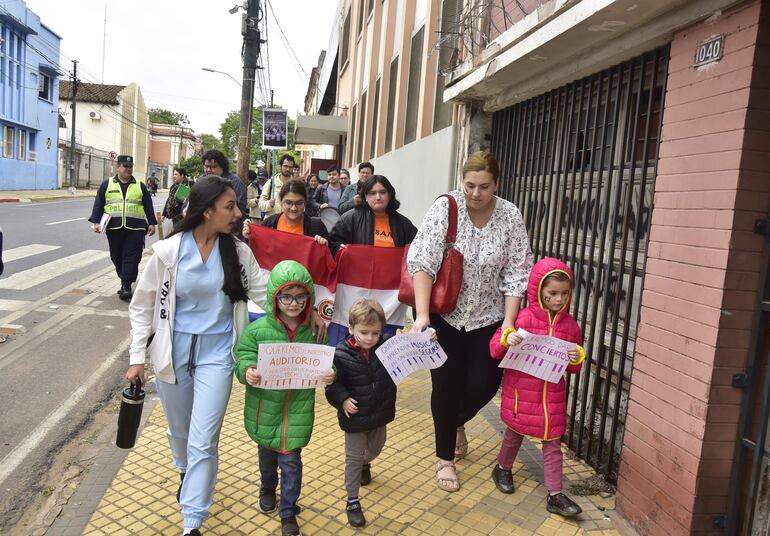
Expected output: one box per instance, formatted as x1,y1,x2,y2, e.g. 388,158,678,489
39,72,52,101
340,11,351,68
357,0,365,36
357,91,367,162
384,58,398,153
368,0,375,17
433,0,462,132
18,129,25,160
403,27,425,145
3,126,13,158
349,104,357,166
371,79,381,159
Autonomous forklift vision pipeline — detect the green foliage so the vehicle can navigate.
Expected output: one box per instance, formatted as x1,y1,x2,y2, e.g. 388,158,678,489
200,133,222,152
218,106,299,169
178,154,203,178
148,108,189,126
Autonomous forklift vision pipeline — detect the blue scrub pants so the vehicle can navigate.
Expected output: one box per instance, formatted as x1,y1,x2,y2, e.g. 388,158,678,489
156,332,233,530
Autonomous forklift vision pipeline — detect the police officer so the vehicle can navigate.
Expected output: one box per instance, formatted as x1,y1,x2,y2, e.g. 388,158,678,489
89,155,157,301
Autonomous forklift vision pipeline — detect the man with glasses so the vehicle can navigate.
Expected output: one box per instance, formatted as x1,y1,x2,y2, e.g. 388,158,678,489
88,155,157,301
202,149,248,217
259,154,295,218
338,162,374,214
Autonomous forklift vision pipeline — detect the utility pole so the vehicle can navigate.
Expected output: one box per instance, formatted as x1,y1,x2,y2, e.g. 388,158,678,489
237,0,261,182
68,60,80,188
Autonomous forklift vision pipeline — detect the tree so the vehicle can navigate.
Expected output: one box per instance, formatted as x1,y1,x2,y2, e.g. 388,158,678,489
178,154,203,178
149,108,189,126
200,133,222,153
218,105,299,171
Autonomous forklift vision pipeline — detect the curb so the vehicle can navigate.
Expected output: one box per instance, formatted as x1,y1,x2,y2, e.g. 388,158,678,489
0,198,21,203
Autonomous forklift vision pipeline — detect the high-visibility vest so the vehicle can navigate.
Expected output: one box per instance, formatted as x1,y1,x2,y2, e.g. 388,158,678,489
104,178,147,230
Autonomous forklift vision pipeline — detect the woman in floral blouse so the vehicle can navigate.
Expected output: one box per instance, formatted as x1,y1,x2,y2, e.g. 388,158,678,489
407,150,533,492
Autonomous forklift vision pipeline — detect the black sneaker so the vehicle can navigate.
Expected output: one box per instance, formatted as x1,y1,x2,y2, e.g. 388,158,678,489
360,463,372,486
184,530,201,536
346,500,366,527
546,492,583,517
176,472,185,503
492,465,514,494
281,516,301,536
259,490,277,513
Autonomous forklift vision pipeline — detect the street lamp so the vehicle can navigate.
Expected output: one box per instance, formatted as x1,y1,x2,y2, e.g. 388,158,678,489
201,67,242,87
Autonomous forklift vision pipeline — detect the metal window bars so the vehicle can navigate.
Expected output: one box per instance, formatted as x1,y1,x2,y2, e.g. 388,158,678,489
491,45,670,479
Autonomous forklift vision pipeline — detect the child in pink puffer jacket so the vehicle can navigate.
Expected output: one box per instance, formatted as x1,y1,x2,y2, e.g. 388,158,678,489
489,257,585,518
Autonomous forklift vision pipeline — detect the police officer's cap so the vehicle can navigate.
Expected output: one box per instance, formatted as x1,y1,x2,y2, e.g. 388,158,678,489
117,155,134,166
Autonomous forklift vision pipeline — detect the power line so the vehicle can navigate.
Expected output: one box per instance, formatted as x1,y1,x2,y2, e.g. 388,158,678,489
265,0,308,82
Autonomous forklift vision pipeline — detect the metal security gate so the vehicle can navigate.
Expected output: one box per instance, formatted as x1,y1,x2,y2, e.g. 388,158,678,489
728,216,770,535
490,46,669,479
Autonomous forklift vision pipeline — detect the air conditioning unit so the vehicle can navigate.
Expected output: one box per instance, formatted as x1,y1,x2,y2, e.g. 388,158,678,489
29,151,37,161
89,111,101,120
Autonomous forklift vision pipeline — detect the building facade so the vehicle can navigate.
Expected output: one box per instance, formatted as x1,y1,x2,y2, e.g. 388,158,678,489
320,0,770,533
58,81,149,187
0,1,61,190
148,122,196,187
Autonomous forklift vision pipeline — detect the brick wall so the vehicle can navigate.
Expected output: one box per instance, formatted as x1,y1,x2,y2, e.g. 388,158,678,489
616,1,770,534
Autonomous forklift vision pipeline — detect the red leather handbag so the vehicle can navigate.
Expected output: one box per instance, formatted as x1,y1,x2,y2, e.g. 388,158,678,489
399,194,463,314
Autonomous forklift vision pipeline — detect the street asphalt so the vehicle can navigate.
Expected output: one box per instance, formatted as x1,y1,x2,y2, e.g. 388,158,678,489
0,195,167,529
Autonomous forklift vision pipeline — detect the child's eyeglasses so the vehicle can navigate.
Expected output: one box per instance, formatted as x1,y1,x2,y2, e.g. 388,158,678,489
276,293,310,306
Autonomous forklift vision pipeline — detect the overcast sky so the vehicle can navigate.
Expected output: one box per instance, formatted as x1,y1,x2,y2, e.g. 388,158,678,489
21,0,339,136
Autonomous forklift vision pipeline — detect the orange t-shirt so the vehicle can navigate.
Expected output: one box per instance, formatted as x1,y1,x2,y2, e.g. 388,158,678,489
373,212,395,248
276,214,304,235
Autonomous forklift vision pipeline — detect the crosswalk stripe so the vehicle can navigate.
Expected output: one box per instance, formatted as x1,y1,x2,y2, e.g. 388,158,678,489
0,299,30,311
0,250,110,290
3,244,61,262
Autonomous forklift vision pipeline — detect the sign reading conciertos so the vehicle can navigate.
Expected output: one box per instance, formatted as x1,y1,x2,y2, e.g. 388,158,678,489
498,330,573,384
374,330,448,386
256,343,335,389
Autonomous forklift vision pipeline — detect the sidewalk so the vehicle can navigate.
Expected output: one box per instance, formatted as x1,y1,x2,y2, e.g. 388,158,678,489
67,368,627,536
0,188,98,203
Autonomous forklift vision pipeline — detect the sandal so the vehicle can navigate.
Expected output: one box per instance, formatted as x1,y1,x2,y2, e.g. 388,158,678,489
455,426,468,459
436,459,460,492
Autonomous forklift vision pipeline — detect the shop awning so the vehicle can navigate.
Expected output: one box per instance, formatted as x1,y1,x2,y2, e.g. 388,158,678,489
294,114,347,146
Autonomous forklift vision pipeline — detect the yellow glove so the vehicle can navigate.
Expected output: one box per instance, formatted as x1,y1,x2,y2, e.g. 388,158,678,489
570,345,586,366
500,327,517,348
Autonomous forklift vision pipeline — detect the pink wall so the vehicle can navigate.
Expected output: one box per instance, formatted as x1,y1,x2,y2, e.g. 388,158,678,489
616,1,770,534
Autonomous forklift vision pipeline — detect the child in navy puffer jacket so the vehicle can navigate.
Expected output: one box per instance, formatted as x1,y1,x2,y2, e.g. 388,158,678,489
489,257,586,518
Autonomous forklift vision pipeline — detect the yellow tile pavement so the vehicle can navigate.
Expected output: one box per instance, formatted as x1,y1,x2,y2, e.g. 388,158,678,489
84,370,623,535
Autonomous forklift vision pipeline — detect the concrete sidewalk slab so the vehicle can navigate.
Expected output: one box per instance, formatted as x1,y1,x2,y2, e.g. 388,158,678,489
74,367,627,536
0,189,98,203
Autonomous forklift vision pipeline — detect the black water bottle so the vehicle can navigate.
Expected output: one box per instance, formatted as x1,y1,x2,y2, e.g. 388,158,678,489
116,378,145,449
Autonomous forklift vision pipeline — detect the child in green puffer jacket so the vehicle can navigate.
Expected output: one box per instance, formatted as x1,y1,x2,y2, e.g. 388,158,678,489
235,260,334,536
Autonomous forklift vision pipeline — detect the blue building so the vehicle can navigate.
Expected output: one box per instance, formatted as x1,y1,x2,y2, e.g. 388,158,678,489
0,1,61,190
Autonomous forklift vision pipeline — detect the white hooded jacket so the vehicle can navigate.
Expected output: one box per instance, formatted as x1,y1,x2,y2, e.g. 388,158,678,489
128,232,268,384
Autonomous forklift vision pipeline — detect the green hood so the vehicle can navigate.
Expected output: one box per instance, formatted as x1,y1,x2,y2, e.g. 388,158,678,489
266,260,315,325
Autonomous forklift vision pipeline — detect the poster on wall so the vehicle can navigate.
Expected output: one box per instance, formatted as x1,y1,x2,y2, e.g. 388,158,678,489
262,108,288,150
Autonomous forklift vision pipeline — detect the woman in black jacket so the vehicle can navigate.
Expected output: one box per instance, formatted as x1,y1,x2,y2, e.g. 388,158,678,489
261,180,329,245
329,175,417,256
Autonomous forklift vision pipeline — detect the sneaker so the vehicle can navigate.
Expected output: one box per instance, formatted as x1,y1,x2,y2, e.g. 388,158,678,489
491,465,515,494
280,516,301,536
184,530,201,536
360,463,372,486
346,500,366,527
259,490,277,513
176,472,185,503
546,492,583,517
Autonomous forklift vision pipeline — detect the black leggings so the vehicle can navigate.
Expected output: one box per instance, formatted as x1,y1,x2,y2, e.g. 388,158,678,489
430,314,503,460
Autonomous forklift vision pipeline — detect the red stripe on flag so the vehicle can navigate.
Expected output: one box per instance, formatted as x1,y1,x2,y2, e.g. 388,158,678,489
335,245,404,291
247,223,337,288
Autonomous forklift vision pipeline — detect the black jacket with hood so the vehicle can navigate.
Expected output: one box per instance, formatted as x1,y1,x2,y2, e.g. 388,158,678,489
328,206,417,257
325,336,397,433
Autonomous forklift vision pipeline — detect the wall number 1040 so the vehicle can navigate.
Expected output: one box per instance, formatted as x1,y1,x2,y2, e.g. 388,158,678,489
694,35,724,67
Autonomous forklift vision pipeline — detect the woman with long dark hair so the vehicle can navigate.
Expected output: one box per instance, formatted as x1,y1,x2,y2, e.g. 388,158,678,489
125,176,325,536
162,167,190,226
328,175,417,256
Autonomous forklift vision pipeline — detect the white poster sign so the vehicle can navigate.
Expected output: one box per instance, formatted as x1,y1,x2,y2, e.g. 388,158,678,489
262,108,288,150
498,330,574,384
374,330,448,385
256,343,334,389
